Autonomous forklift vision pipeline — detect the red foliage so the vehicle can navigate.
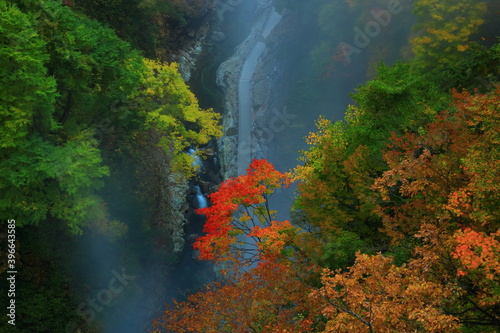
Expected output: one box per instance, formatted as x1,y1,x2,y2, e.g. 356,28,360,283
153,260,322,332
193,159,291,263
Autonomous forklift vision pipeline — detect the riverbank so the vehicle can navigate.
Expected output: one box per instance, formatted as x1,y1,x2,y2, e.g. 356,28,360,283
216,0,284,179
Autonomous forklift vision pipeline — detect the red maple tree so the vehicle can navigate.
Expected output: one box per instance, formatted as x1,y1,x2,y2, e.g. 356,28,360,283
193,159,295,266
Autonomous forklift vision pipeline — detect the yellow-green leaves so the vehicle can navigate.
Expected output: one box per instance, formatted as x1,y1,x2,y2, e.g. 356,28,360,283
133,59,222,176
411,0,487,70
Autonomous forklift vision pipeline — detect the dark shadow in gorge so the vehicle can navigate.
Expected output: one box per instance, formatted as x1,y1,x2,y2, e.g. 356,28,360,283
261,1,415,221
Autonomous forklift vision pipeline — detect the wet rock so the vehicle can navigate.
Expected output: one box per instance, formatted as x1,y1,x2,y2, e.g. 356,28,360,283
173,24,210,81
199,180,211,194
208,184,220,194
180,201,190,213
225,127,238,136
187,233,200,242
210,31,225,42
166,171,190,253
201,146,215,156
172,234,185,253
192,249,201,260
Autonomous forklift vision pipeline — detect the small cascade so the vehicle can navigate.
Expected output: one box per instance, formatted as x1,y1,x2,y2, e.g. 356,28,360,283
186,146,216,211
194,185,208,209
188,148,203,170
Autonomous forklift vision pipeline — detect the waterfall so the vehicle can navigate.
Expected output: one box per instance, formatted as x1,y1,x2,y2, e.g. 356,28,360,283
188,148,203,170
194,185,208,209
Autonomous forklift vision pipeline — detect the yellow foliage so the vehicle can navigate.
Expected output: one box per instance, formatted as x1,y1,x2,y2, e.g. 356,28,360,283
411,0,486,70
131,59,222,176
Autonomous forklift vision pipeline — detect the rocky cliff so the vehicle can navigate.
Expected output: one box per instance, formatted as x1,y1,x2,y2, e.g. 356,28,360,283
216,0,285,179
145,9,215,256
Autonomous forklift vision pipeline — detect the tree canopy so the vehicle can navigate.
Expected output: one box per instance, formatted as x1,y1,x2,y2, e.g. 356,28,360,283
155,38,500,331
0,0,221,233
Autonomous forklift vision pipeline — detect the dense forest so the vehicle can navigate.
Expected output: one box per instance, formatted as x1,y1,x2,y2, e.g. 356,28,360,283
1,0,499,332
0,0,220,331
154,0,500,332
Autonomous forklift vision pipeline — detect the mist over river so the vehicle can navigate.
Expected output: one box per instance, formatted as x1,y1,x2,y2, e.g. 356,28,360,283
4,0,498,331
65,0,415,331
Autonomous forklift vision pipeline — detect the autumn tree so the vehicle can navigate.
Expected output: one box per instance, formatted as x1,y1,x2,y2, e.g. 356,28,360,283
374,87,500,241
292,80,500,332
153,260,322,333
314,252,460,333
131,59,222,177
292,63,446,265
154,160,323,332
411,0,487,70
295,114,379,254
451,227,500,326
193,159,297,266
373,86,500,328
153,12,500,333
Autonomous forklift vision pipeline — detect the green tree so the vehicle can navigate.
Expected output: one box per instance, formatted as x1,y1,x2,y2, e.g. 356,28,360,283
0,133,109,232
0,1,57,147
0,0,132,232
443,41,500,92
293,61,449,258
30,0,144,138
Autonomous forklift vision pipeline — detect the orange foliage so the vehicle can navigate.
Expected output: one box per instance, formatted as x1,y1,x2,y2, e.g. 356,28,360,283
374,86,500,241
249,220,296,260
156,87,500,332
453,228,500,279
452,228,500,308
154,159,325,332
373,86,500,326
152,261,322,333
314,253,459,333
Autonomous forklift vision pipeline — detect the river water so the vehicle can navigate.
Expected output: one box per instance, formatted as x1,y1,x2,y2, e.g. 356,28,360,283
68,5,261,331
92,0,414,331
237,9,282,175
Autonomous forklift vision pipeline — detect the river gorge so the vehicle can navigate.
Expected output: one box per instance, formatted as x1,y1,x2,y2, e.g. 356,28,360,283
4,0,496,331
68,0,413,331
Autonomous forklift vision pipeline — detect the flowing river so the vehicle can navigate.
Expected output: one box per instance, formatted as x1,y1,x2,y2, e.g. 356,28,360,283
60,0,417,331
237,9,282,175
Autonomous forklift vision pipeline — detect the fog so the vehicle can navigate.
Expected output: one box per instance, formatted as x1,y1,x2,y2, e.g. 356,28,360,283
68,0,416,331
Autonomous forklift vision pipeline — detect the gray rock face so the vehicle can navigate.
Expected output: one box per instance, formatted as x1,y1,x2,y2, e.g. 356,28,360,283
166,171,190,253
163,0,285,254
173,24,210,82
160,17,212,254
216,0,282,180
210,31,226,42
